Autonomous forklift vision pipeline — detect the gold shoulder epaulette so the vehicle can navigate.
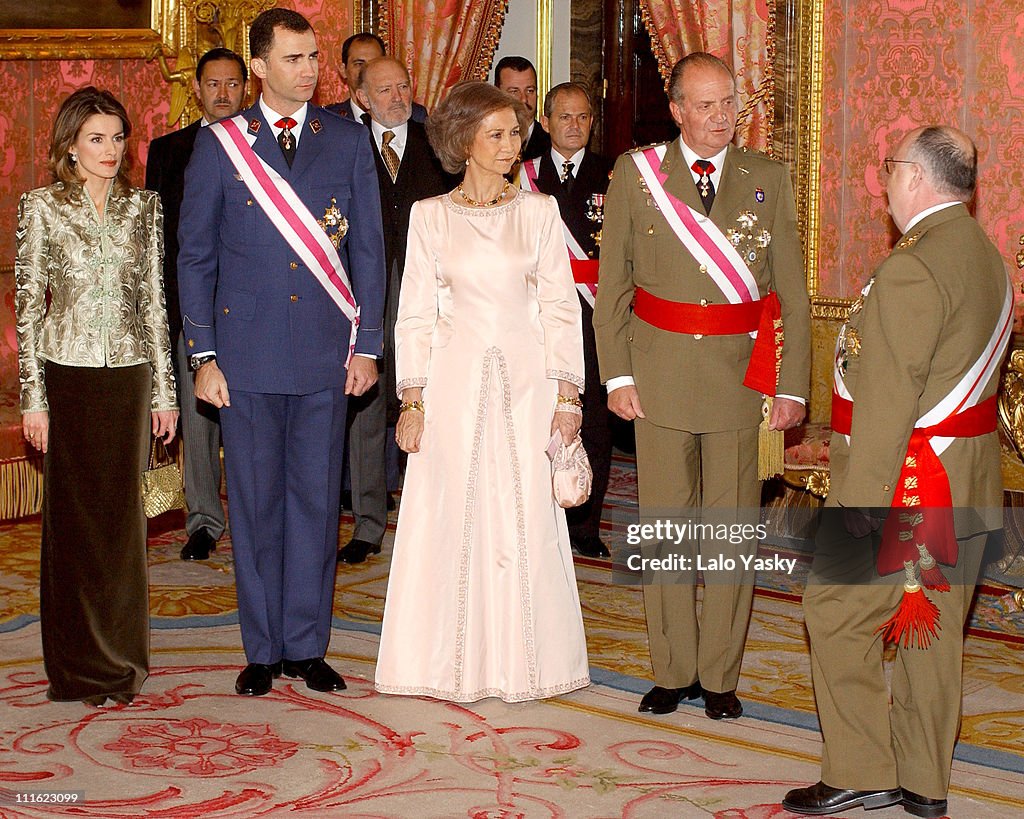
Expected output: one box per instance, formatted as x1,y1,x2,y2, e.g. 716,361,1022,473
896,232,921,250
629,140,669,154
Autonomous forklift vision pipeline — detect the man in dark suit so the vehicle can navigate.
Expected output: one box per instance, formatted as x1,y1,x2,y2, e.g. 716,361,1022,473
327,33,427,125
337,56,453,565
495,55,550,161
177,8,386,697
146,47,247,562
520,81,613,558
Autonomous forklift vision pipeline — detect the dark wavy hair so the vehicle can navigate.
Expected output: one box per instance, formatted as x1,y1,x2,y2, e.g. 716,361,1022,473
48,86,132,201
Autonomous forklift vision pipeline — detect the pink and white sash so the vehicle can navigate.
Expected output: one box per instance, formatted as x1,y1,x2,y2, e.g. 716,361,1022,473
631,145,760,336
209,115,361,364
520,158,597,307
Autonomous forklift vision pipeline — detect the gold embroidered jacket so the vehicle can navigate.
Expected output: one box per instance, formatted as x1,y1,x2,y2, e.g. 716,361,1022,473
15,183,177,413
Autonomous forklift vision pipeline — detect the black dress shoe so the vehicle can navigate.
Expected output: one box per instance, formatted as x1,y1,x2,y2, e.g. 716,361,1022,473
281,657,346,692
703,689,743,720
638,682,702,714
901,789,947,818
180,527,216,561
570,533,611,558
235,661,282,696
386,492,396,512
782,781,901,815
338,538,382,564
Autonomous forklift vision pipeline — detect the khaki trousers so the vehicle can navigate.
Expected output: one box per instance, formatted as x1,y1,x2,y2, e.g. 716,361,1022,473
803,516,985,798
634,418,759,693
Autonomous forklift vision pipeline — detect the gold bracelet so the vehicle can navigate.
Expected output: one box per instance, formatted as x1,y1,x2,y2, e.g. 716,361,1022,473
556,394,583,407
400,400,425,414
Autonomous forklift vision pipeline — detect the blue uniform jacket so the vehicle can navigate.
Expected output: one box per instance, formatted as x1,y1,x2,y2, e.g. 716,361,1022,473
177,102,386,395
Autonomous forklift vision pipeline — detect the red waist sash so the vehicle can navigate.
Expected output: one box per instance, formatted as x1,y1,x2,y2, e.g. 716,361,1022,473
571,259,599,284
830,392,998,572
633,288,782,395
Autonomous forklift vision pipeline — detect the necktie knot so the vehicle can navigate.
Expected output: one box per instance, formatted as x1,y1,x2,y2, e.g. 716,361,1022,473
560,160,575,183
382,130,396,147
692,159,715,176
275,117,297,130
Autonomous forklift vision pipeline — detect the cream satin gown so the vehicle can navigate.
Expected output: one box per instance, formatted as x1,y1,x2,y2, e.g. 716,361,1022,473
375,189,591,702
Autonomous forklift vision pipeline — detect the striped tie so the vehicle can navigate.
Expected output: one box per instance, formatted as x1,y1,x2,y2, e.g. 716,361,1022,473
381,130,400,181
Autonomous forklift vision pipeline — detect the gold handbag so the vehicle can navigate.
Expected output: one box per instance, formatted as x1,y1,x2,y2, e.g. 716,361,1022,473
141,438,186,518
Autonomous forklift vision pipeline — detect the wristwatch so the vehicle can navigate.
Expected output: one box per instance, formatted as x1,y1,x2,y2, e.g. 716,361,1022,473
190,353,217,371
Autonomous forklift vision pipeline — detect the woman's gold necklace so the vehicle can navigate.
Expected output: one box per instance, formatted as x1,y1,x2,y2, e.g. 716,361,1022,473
457,179,511,207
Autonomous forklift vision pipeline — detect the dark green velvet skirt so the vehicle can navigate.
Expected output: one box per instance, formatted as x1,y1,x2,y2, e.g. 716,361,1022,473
40,362,151,702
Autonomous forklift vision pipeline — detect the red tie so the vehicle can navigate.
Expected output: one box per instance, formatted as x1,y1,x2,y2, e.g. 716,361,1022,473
276,117,297,166
691,159,716,213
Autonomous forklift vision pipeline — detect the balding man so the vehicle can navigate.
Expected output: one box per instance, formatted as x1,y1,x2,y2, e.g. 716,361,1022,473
337,56,453,564
594,53,810,721
784,127,1011,817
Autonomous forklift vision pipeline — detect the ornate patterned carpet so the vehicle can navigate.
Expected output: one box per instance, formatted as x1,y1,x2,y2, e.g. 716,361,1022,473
0,455,1022,817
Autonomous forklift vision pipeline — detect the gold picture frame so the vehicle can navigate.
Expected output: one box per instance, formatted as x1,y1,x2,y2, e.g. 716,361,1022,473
0,1,178,60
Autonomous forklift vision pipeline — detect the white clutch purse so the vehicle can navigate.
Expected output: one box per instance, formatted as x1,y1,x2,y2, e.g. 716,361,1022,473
548,433,593,509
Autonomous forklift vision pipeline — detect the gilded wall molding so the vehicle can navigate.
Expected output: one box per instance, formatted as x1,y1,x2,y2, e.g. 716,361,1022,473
794,0,824,298
810,296,853,322
536,0,553,115
0,1,178,60
155,0,275,127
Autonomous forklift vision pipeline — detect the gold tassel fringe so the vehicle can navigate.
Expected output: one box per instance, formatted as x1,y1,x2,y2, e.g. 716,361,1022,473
0,455,44,520
758,396,785,480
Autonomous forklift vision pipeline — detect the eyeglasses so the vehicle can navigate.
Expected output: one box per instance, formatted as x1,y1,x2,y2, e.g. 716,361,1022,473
883,157,917,174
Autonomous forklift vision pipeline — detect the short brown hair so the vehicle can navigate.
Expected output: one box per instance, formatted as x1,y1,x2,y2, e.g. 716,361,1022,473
426,81,531,174
249,7,312,60
49,86,132,200
543,81,591,118
668,52,733,104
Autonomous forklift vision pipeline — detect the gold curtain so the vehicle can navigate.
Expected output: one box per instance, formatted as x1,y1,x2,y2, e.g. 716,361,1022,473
378,0,509,111
640,0,775,152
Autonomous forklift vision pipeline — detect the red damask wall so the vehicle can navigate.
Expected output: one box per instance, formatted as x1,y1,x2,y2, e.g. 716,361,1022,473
0,0,351,264
817,0,1024,302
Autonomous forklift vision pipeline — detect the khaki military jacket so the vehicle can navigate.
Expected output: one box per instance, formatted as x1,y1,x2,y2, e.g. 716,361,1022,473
594,140,810,432
828,203,1008,523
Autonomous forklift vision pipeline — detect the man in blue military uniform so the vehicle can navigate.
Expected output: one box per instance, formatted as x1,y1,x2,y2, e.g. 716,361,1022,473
178,7,386,697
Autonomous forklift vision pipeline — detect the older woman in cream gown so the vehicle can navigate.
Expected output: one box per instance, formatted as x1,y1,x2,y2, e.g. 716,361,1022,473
375,82,590,703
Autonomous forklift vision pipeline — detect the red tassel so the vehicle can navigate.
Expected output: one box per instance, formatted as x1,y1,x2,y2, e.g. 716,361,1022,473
919,563,950,592
916,544,951,592
876,585,940,648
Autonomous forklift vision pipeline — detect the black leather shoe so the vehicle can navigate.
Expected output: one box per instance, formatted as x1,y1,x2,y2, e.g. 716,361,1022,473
180,527,216,561
235,661,282,696
338,538,382,564
901,789,947,818
638,682,702,714
281,657,347,692
782,781,901,815
571,533,611,558
704,689,743,720
386,492,396,512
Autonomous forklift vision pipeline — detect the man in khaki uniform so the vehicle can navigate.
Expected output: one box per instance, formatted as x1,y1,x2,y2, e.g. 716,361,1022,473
594,53,810,720
784,128,1010,817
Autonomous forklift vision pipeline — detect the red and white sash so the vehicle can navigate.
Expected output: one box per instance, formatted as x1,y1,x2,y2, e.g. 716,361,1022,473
519,158,597,307
631,145,760,336
209,115,361,364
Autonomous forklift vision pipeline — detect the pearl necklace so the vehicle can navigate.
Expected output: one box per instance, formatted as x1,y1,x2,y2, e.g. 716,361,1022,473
457,180,511,207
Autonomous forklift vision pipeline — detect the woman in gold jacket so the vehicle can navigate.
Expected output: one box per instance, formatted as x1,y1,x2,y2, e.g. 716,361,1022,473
16,87,178,706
